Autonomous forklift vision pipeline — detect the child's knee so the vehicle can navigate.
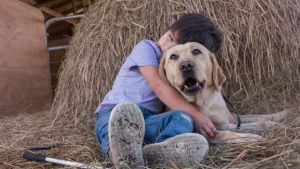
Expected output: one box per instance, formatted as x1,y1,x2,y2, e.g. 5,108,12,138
173,110,193,121
172,110,193,129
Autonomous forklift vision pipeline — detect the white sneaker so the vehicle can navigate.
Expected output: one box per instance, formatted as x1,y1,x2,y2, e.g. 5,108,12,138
108,102,145,169
143,133,209,168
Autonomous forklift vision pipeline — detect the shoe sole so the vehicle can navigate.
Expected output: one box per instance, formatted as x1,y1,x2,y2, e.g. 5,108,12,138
143,133,209,167
108,102,145,168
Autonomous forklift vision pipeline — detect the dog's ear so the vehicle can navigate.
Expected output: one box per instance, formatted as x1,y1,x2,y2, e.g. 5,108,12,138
209,52,226,92
159,53,171,85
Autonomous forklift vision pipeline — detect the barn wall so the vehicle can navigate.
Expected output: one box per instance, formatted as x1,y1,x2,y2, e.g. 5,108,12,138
0,0,51,116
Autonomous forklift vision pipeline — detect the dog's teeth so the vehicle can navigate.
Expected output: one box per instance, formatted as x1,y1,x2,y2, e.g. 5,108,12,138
184,85,188,89
196,82,199,85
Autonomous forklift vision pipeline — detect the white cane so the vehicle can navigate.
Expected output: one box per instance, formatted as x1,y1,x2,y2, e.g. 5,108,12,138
21,151,109,169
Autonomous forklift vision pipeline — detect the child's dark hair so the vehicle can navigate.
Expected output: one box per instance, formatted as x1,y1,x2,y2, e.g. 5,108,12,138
169,13,222,54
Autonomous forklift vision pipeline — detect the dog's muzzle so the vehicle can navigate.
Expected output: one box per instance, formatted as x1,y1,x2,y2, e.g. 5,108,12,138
179,61,206,95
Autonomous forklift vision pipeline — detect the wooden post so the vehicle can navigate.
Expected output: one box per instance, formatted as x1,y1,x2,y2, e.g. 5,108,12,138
39,7,78,25
72,0,77,15
82,0,91,13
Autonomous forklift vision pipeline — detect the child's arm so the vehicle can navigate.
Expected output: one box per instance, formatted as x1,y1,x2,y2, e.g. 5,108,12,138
139,65,217,139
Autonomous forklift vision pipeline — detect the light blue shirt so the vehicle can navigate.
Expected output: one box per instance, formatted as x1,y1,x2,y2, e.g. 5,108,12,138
95,39,163,114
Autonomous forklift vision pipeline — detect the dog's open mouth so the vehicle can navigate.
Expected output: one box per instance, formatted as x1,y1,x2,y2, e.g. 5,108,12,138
179,77,206,95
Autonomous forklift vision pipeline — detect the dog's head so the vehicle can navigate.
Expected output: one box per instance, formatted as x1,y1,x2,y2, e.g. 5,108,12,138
159,42,226,98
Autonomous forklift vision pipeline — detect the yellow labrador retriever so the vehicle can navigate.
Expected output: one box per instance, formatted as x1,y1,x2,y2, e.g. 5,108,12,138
159,42,295,143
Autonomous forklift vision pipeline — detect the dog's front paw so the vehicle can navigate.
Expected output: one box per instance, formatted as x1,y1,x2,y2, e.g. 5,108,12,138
278,107,296,119
260,121,280,129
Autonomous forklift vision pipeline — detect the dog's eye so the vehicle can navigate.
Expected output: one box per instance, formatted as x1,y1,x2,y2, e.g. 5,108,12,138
192,49,201,55
170,54,178,60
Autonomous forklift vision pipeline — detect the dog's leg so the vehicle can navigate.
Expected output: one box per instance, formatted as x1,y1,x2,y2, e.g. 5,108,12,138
227,121,279,131
238,108,295,123
209,130,263,143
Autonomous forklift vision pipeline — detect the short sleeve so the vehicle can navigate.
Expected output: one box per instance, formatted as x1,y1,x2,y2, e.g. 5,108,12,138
127,40,160,69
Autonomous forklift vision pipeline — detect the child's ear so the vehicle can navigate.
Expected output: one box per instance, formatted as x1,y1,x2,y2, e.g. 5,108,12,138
209,52,226,92
159,53,171,85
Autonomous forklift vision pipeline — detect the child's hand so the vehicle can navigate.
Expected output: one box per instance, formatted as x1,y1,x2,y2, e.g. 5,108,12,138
192,112,218,139
229,114,237,124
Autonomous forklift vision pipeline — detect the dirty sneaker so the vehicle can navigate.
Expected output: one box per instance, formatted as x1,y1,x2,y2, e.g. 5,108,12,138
143,133,209,168
108,102,145,169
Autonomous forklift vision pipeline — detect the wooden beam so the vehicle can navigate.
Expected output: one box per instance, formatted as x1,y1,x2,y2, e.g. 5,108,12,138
61,4,83,15
47,28,73,38
47,21,71,30
20,0,48,5
49,0,71,10
39,7,78,25
34,0,61,8
48,37,71,47
19,0,38,5
82,0,91,6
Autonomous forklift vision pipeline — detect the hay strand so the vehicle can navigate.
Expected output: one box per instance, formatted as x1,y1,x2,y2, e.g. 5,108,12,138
222,149,249,169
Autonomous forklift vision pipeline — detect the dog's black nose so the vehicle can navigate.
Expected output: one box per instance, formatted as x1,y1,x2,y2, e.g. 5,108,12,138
179,61,194,72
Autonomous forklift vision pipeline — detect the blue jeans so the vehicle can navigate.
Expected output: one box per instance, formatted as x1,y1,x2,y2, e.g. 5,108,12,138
94,106,194,157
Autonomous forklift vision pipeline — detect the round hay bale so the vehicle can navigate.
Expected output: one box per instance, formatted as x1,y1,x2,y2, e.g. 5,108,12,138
51,0,300,127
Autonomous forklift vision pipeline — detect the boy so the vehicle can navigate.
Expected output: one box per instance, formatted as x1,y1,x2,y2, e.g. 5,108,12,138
95,14,227,168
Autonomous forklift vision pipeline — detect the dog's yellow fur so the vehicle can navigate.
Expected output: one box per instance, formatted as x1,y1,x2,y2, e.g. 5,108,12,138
159,42,295,143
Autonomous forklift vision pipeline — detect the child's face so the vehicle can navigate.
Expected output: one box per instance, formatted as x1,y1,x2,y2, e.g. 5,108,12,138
157,30,177,54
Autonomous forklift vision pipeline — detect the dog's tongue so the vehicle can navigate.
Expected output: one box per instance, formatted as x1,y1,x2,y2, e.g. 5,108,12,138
186,82,193,87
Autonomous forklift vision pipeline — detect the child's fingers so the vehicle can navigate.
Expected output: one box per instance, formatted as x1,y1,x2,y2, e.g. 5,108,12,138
208,124,218,135
198,129,209,139
203,125,215,138
229,114,237,124
230,119,237,124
